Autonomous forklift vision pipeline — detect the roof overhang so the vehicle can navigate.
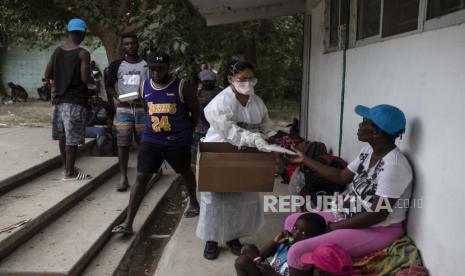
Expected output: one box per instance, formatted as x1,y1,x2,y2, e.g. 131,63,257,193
189,0,307,26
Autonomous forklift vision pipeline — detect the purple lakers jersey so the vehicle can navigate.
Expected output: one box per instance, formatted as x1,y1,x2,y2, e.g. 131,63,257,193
141,77,193,146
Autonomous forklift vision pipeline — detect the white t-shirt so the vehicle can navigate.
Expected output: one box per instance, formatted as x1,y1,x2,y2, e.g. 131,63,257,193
345,145,413,227
116,60,149,96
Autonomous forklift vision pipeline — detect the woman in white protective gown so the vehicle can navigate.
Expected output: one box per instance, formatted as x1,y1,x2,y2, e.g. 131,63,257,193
196,60,276,260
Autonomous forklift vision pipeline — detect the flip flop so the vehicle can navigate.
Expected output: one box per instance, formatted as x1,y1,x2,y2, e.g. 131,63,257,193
62,167,82,176
62,171,92,181
112,223,134,235
117,182,130,192
184,205,200,218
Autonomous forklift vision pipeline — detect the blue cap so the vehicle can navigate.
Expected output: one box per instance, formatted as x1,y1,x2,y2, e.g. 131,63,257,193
355,104,406,135
67,18,87,32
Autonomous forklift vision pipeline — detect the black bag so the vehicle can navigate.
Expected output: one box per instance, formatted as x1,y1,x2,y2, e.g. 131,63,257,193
301,142,347,202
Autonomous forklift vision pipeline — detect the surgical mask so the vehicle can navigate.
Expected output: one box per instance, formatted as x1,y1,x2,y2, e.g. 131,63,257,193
233,78,257,95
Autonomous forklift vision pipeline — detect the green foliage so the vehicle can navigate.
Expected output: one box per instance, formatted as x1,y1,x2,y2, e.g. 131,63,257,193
0,0,304,101
193,16,304,101
0,0,66,48
133,0,205,68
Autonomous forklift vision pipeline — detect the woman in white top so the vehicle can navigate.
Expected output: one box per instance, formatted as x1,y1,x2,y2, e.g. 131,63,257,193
286,104,413,276
196,61,275,260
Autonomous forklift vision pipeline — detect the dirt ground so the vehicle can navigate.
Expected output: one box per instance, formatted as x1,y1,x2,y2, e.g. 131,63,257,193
0,99,53,128
0,99,299,132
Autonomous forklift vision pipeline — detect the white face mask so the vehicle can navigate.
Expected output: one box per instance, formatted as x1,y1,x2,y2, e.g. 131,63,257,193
233,80,256,95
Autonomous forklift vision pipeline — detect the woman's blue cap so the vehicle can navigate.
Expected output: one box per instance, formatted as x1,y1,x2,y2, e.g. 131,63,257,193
67,18,87,32
355,104,406,135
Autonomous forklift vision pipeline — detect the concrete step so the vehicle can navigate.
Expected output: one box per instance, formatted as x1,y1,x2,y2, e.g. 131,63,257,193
0,165,177,276
0,136,96,196
153,178,290,276
0,156,118,261
82,167,179,276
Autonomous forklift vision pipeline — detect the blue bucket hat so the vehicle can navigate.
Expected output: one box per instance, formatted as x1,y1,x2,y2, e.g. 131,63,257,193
67,18,87,32
355,104,406,135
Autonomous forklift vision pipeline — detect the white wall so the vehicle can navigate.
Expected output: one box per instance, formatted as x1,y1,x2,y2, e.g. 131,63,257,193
306,2,343,155
1,43,108,95
307,1,465,275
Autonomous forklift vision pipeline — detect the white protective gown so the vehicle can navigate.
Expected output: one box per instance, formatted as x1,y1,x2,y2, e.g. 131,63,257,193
196,86,275,243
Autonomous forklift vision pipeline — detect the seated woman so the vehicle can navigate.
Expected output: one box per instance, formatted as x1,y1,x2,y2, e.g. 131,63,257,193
234,213,326,276
286,104,412,276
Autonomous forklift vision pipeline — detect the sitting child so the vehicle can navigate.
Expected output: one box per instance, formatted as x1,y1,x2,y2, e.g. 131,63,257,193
235,213,327,276
85,96,115,156
7,82,28,102
300,243,354,276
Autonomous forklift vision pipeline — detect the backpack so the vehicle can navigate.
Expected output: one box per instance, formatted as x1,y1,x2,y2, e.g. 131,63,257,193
300,142,347,202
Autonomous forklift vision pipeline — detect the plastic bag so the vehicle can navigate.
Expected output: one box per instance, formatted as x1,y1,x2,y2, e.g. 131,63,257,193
288,168,305,195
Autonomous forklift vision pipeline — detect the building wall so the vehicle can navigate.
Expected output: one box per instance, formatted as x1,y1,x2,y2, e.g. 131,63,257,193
307,1,465,275
0,44,108,97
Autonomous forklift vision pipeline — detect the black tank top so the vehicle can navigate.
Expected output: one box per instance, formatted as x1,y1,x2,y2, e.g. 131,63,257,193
51,47,88,106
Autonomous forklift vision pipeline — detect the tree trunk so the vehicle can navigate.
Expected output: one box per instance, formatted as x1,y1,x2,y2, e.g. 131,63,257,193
93,25,140,64
244,39,257,65
0,47,6,96
99,31,121,63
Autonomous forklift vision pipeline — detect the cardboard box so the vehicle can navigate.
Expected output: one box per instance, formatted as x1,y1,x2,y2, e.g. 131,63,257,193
196,142,277,192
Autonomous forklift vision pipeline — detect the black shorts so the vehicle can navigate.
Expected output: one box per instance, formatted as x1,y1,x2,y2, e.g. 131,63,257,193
137,142,191,174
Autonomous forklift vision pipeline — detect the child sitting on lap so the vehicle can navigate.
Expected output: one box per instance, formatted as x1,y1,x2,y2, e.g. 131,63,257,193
235,213,327,276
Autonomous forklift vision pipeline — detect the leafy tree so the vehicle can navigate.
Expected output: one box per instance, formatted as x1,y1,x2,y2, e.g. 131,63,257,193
196,15,304,101
0,0,303,101
0,0,202,62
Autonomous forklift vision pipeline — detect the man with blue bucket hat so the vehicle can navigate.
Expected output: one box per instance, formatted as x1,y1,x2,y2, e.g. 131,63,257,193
285,104,413,274
45,18,94,181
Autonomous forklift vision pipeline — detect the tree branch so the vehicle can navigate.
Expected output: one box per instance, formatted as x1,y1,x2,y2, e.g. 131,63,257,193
118,0,128,19
97,0,112,19
123,24,140,34
140,0,148,16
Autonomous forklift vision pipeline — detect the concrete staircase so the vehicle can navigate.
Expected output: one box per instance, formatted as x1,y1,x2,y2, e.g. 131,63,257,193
0,137,178,275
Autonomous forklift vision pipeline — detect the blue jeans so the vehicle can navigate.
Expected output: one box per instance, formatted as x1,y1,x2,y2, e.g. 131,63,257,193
85,127,110,156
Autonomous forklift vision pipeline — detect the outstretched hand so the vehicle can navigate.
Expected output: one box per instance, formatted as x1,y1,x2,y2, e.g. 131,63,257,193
286,145,306,163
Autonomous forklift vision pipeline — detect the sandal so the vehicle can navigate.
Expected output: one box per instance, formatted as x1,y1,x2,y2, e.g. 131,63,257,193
112,223,134,235
117,183,130,192
62,171,92,181
62,167,82,176
184,205,200,218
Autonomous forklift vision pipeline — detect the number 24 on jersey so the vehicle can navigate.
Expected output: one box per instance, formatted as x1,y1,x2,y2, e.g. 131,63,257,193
151,116,172,132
